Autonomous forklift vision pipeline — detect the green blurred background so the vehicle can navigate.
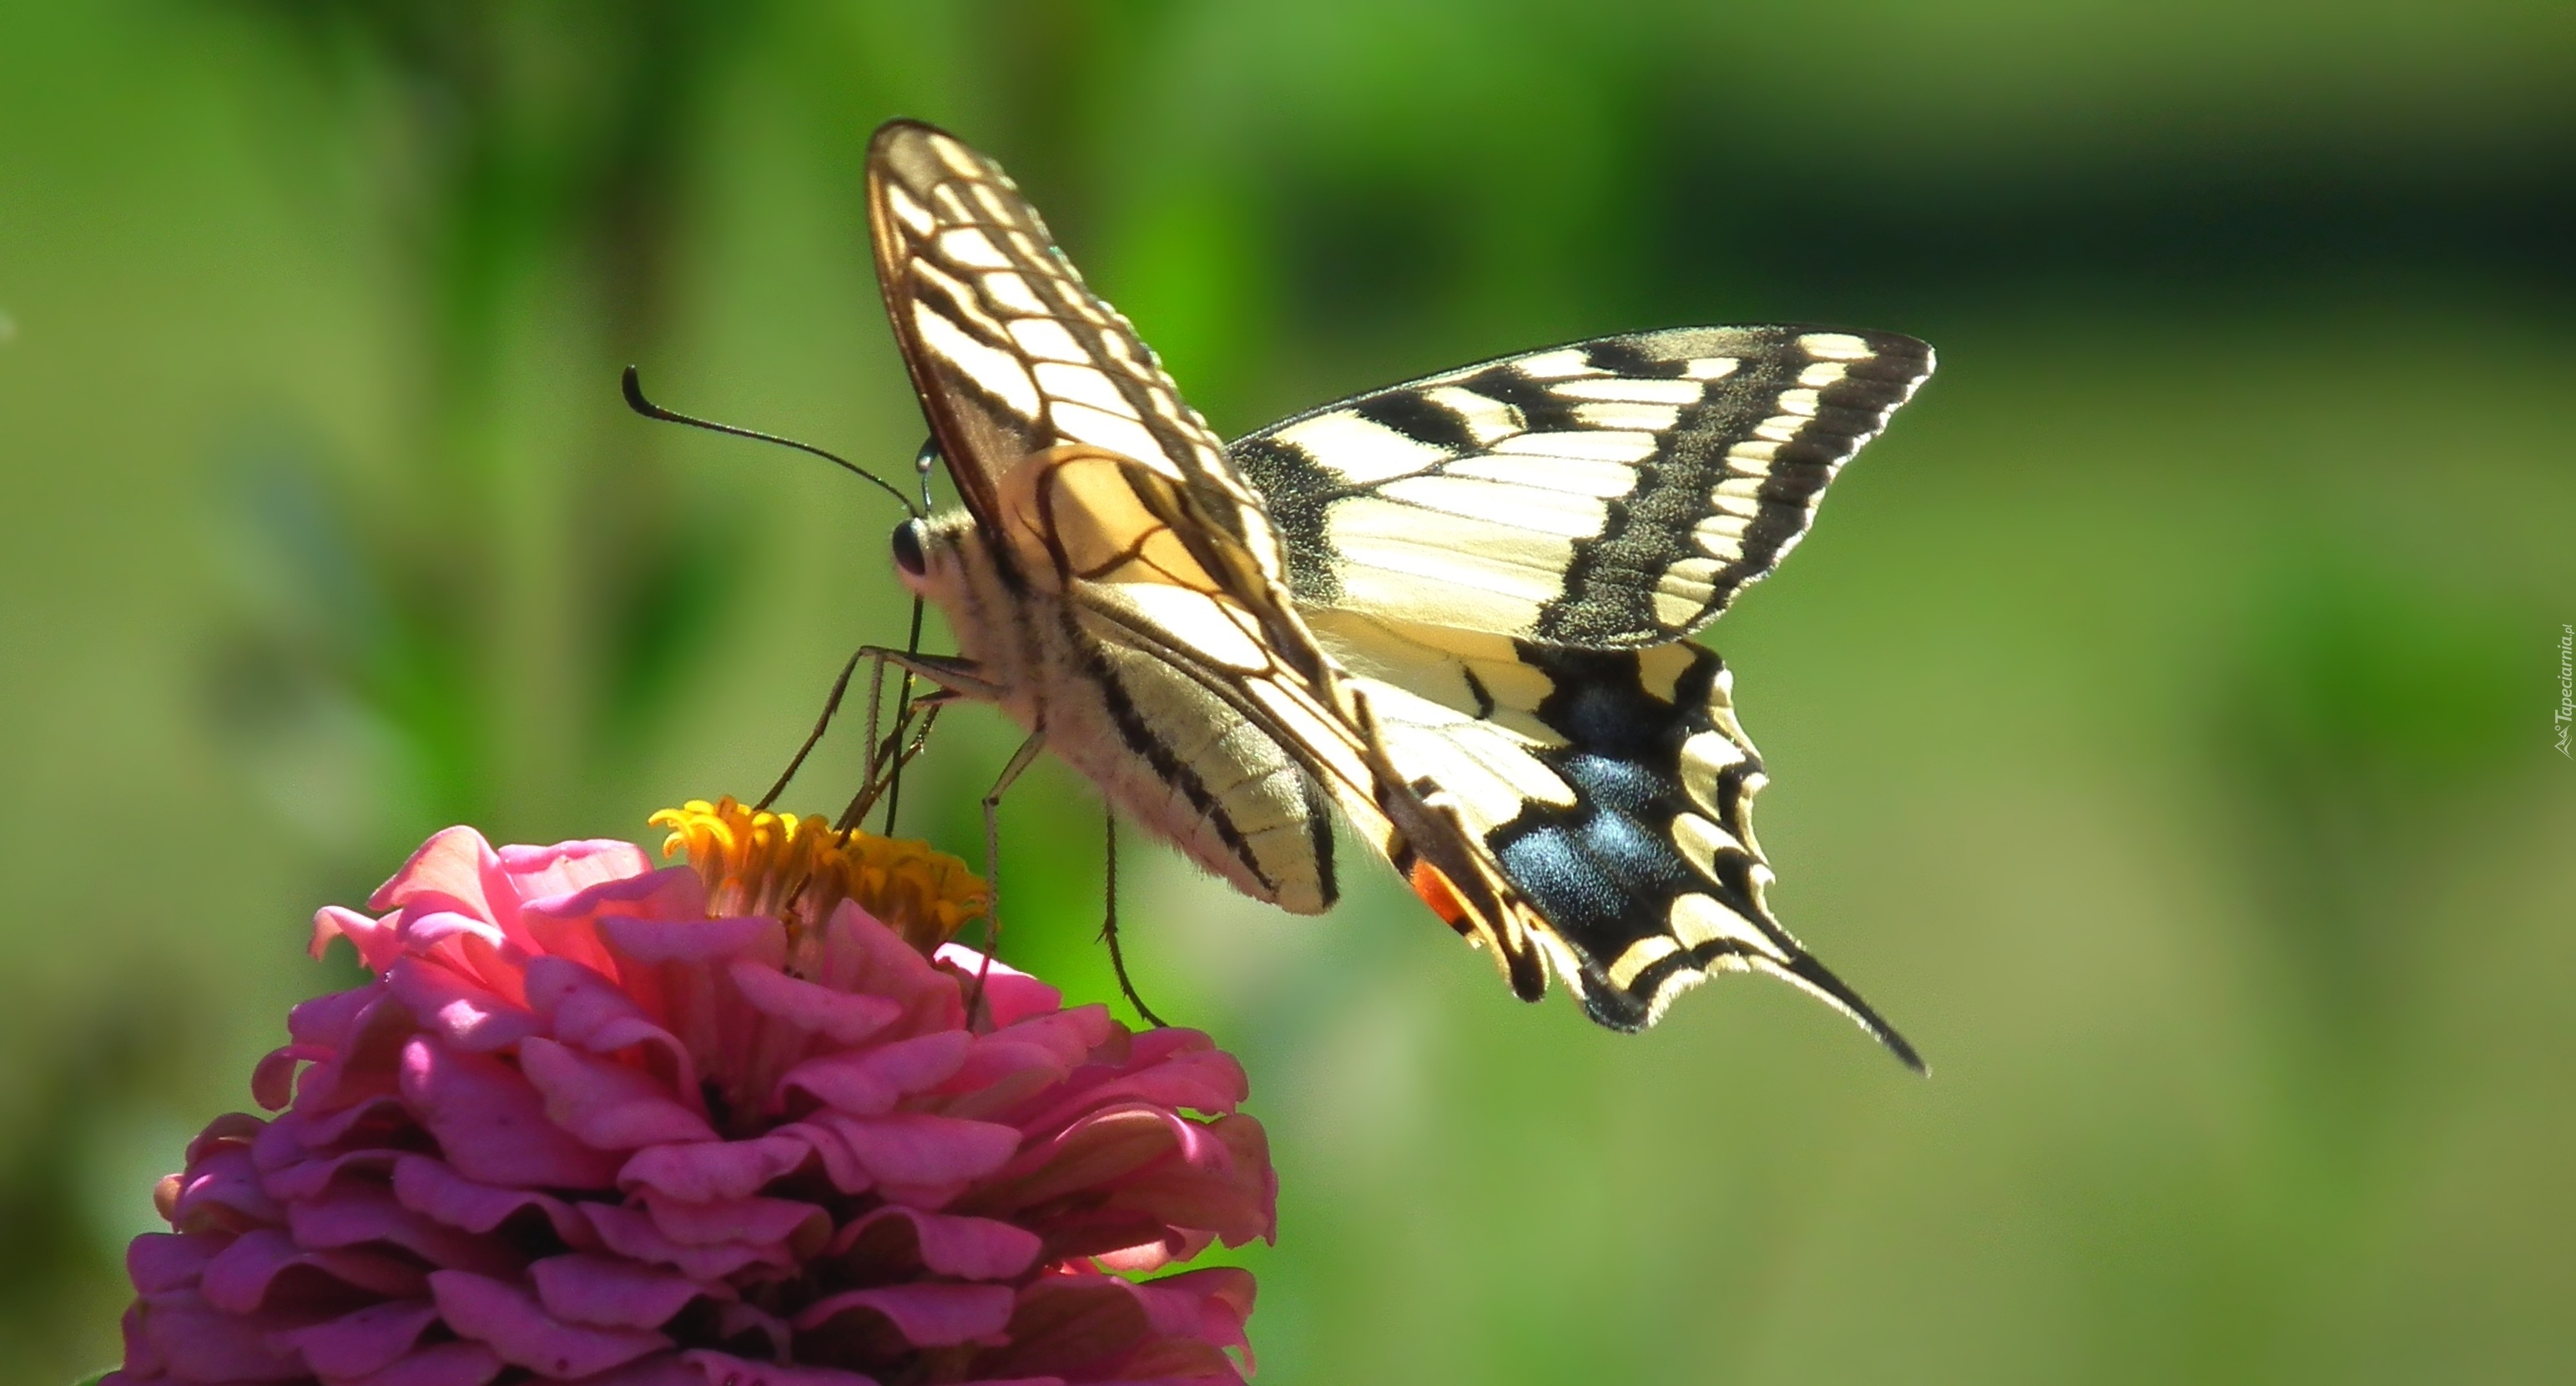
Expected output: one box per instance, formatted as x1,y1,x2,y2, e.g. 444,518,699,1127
4,1,2573,1380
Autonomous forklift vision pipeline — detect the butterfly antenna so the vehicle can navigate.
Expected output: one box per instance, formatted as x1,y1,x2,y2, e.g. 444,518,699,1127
628,370,950,816
622,365,921,519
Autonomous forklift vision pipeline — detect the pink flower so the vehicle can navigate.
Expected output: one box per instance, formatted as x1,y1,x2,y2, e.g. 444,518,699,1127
112,799,1273,1384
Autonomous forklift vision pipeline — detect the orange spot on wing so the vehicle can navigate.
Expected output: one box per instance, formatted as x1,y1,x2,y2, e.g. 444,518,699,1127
1409,860,1474,935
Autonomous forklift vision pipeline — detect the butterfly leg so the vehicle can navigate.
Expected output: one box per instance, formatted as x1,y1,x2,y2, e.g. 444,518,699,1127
758,648,866,812
871,596,931,834
966,727,1048,1026
1098,809,1169,1029
855,648,1005,701
828,648,1002,833
835,700,945,834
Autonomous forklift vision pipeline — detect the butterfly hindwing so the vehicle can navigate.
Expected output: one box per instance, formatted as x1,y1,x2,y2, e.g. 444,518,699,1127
1233,326,1933,648
1311,612,1920,1063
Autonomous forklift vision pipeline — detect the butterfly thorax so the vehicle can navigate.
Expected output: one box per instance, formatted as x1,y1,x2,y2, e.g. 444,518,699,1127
895,456,1342,915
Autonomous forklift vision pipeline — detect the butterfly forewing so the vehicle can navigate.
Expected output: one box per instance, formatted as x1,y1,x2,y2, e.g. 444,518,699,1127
867,121,1286,580
1231,326,1933,648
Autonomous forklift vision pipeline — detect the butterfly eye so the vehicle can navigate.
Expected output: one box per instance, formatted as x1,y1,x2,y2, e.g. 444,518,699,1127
890,519,929,577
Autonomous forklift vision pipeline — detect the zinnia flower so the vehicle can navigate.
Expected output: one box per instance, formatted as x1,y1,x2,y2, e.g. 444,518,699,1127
111,798,1273,1384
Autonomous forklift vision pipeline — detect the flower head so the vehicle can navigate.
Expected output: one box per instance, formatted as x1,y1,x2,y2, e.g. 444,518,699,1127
113,798,1273,1384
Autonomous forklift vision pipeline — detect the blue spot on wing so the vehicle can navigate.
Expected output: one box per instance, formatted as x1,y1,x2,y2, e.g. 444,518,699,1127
1496,749,1701,969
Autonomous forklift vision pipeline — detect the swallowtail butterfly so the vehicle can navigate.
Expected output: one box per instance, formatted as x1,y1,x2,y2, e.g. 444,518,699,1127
869,119,1932,1066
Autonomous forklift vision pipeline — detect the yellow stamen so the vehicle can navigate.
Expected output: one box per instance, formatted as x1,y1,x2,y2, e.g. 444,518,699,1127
651,797,988,955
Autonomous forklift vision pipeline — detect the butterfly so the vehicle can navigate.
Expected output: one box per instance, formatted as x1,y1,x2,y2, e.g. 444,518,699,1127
866,118,1933,1066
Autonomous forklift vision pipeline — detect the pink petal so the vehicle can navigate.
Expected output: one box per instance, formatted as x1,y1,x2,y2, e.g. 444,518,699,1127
980,1277,1152,1378
286,1184,522,1276
777,1031,972,1116
108,1304,163,1384
530,1252,708,1328
537,863,710,927
430,1269,672,1378
615,1133,811,1202
765,1120,872,1195
266,1091,406,1151
678,1349,881,1385
992,1005,1120,1069
1092,1232,1197,1273
1059,1113,1273,1251
168,1143,282,1226
386,955,545,1053
520,866,711,980
313,904,402,970
990,1105,1208,1207
394,1155,598,1247
929,1008,1120,1123
640,1192,826,1249
727,958,905,1045
260,1146,398,1203
186,1111,266,1166
278,993,414,1116
790,1283,1016,1346
285,984,386,1051
519,1037,718,1148
270,1298,440,1378
497,839,654,906
399,1037,624,1188
831,1207,1041,1281
336,1339,506,1386
401,907,514,956
252,1044,325,1111
814,1112,1019,1191
990,1269,1255,1381
712,1302,791,1360
522,958,698,1093
1019,1050,1249,1137
557,1355,703,1385
594,914,780,1049
931,945,1060,1025
578,1203,788,1282
369,826,500,918
200,1228,426,1313
597,910,780,967
1005,1036,1246,1139
1136,1265,1258,1364
127,1232,217,1294
455,932,540,1011
814,902,961,1024
130,1291,307,1381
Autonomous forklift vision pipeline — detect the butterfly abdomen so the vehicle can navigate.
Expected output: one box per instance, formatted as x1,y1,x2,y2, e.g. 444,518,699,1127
905,507,1339,915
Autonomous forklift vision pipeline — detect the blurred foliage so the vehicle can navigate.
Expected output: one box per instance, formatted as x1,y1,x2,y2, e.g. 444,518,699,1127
3,0,2572,1382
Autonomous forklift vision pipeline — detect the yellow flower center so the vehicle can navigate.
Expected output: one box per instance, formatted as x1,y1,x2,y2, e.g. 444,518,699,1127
651,797,988,955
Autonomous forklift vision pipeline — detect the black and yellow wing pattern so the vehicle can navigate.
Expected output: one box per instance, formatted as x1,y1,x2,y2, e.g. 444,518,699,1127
865,118,1932,1065
866,120,1288,580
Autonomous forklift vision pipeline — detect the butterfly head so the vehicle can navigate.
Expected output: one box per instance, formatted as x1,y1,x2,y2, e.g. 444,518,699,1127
890,517,930,582
887,503,1014,650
